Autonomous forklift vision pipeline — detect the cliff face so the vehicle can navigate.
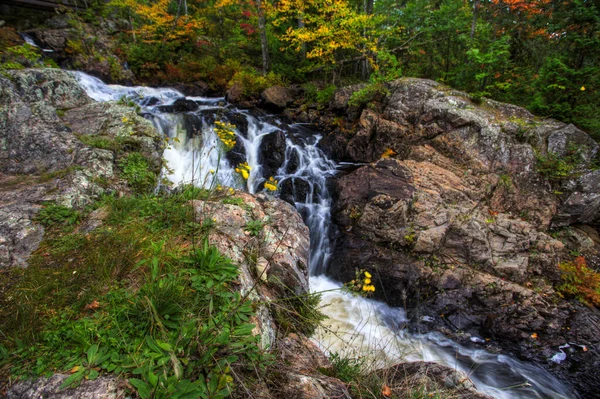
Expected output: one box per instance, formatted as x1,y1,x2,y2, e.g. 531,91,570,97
288,78,600,396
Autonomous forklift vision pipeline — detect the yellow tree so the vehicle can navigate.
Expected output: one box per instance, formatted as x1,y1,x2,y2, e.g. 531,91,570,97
273,0,382,71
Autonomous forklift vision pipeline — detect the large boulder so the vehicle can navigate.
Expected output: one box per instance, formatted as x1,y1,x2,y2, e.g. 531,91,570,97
261,85,293,111
322,78,600,396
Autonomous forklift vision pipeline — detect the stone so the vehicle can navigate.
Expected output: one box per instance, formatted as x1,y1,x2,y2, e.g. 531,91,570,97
259,130,287,178
261,85,293,111
5,374,124,399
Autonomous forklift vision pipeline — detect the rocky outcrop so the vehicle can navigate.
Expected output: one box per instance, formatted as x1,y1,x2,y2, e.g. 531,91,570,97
297,78,600,396
0,69,163,268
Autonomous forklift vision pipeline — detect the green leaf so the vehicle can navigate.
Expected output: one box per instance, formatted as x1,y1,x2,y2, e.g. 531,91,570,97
86,344,99,365
130,378,153,399
148,371,159,387
156,340,173,352
59,369,86,389
88,369,100,380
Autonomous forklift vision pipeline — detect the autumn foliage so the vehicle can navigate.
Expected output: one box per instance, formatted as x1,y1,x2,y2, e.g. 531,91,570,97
557,256,600,307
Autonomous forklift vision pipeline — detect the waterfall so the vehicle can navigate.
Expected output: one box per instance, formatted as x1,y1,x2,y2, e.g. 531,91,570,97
72,71,576,399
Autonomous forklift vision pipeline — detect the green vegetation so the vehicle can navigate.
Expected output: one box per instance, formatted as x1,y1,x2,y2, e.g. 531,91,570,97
557,256,600,307
244,219,265,237
118,152,157,194
535,146,587,180
348,82,388,108
0,190,282,397
35,203,80,227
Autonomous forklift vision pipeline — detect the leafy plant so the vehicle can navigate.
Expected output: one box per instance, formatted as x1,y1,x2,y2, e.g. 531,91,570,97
244,220,265,237
348,83,388,108
35,204,80,227
556,256,600,307
118,152,157,194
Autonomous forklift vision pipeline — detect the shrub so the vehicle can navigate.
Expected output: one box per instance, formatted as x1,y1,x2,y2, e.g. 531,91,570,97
348,83,388,108
118,152,157,194
228,69,283,99
557,256,600,307
35,203,80,227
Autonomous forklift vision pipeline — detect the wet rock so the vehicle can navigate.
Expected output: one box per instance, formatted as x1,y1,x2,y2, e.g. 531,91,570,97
171,98,199,112
279,177,312,205
259,130,286,177
261,85,293,112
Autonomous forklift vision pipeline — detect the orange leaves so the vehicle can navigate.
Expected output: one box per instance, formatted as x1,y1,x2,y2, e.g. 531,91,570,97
382,385,392,397
116,0,204,43
84,300,101,311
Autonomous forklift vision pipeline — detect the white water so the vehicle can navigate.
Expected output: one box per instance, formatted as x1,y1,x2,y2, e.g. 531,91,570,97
73,71,576,399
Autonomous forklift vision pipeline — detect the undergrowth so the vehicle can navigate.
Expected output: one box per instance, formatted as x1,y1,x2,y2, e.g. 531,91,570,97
557,256,600,307
0,186,328,398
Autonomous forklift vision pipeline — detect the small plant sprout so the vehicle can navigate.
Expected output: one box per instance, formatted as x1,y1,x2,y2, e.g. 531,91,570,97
214,120,237,150
345,269,376,296
264,176,278,192
235,162,251,180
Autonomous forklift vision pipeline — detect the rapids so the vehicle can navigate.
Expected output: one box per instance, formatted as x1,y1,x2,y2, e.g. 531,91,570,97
73,71,576,399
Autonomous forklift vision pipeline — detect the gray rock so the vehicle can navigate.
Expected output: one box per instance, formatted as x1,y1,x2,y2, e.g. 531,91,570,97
5,374,124,399
261,85,293,111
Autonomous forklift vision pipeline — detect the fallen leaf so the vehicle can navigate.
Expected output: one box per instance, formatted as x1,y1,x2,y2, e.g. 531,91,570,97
382,385,392,397
84,300,101,310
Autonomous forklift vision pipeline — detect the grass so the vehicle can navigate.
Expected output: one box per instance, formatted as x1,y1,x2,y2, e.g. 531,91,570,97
0,185,331,398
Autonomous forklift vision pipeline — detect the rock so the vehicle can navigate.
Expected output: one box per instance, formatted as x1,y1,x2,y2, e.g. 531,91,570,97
317,77,600,396
0,69,163,268
226,81,244,104
5,374,124,399
28,29,68,51
330,84,366,112
377,362,492,399
261,86,293,111
274,334,351,399
171,98,199,112
259,130,287,177
172,81,209,97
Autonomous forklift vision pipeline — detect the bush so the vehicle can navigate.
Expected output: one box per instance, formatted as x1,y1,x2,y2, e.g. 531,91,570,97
118,152,157,194
557,256,600,307
227,69,284,99
35,203,80,227
348,83,388,108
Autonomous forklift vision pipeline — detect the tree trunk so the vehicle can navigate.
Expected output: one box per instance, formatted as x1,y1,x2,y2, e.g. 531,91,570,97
470,0,480,40
298,18,306,59
257,0,269,75
360,0,374,80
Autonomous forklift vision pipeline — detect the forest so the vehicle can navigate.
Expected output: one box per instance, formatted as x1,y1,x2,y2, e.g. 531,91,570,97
59,0,600,139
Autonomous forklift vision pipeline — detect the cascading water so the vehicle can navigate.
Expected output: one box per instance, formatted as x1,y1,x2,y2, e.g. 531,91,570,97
73,71,576,399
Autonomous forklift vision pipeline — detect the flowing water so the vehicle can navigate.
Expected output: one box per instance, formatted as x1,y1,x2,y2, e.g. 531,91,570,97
74,72,576,399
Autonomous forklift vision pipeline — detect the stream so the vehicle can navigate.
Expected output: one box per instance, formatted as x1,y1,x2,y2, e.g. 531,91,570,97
73,71,576,399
